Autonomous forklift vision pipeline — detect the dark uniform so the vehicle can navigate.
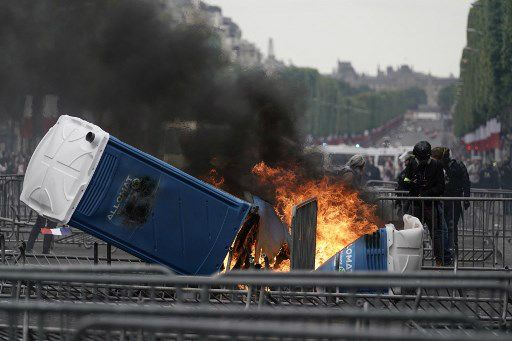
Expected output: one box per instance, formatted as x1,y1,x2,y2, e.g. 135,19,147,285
397,159,417,191
407,141,446,265
500,160,512,189
339,166,363,190
499,160,512,214
443,159,471,262
408,158,446,264
339,154,366,191
364,162,381,182
479,164,500,189
396,157,418,216
26,215,56,254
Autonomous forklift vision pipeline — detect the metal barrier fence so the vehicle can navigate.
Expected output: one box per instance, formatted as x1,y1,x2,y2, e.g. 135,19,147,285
0,175,32,222
2,174,511,267
0,267,510,316
3,303,509,340
0,175,120,251
367,181,512,198
0,267,510,339
0,235,141,267
1,176,511,338
366,180,399,188
0,224,106,248
374,196,512,270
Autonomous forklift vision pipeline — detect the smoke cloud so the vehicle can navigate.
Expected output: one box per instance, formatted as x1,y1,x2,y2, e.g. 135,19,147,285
0,0,310,198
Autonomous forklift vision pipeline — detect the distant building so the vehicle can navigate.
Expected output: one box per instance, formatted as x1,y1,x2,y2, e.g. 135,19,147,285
197,1,262,68
165,1,288,71
165,0,202,24
334,61,456,108
263,38,286,75
235,40,262,68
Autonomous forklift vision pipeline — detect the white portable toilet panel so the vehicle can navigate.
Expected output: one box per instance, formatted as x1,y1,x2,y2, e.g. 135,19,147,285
386,224,423,273
20,115,109,223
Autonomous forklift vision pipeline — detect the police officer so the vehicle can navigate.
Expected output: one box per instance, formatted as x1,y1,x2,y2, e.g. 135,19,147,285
431,147,470,265
499,159,512,214
364,157,381,182
339,154,366,190
26,215,56,254
499,159,512,190
395,151,416,216
405,141,447,266
479,162,500,189
397,151,417,191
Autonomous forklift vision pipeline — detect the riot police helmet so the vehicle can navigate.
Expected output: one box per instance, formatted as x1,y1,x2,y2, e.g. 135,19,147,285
413,141,432,161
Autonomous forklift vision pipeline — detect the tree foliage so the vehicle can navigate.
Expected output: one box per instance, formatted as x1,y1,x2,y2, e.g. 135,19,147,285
454,0,512,135
438,84,456,113
279,67,426,137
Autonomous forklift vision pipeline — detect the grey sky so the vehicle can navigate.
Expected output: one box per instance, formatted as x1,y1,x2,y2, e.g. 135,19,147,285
207,0,474,77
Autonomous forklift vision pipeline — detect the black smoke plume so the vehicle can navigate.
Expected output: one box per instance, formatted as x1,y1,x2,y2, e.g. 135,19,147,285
0,0,309,198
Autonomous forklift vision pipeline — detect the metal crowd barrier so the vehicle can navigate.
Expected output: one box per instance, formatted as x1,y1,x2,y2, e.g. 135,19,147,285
472,188,512,198
374,196,512,270
0,236,141,267
366,180,399,188
366,183,512,198
0,268,510,318
0,175,111,252
2,174,511,268
2,304,509,340
69,317,510,341
0,175,32,222
0,224,106,248
0,267,510,339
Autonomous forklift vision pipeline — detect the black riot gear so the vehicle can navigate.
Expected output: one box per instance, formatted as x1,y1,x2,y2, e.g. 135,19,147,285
413,141,432,161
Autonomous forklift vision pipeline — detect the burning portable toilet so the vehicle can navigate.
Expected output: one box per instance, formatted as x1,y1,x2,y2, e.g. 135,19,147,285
317,215,423,273
20,115,251,275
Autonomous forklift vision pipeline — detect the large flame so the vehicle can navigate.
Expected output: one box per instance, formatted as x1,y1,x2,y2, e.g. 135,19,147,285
252,162,379,268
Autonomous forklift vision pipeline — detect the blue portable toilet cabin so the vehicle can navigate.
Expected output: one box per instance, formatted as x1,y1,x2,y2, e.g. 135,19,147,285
20,115,251,275
317,223,423,273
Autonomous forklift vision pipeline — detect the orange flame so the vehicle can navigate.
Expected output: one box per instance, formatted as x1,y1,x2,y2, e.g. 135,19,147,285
252,162,379,268
205,169,225,188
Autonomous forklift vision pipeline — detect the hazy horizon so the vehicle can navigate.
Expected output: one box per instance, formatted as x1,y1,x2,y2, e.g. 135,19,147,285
207,0,474,77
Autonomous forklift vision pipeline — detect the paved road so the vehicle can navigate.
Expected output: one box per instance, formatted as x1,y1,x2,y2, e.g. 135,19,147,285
376,117,453,148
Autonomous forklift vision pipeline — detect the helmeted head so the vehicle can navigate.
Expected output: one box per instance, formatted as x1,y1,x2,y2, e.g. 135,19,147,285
413,141,432,164
348,154,366,174
399,151,414,162
431,146,450,166
399,151,415,167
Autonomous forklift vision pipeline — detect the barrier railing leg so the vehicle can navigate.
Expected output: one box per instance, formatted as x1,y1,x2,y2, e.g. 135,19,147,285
94,242,99,265
19,241,26,265
0,234,5,264
10,206,19,242
107,243,111,265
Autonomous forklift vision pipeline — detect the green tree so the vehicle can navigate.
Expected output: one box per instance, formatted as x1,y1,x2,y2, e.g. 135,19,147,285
454,0,512,135
279,67,427,137
438,84,456,114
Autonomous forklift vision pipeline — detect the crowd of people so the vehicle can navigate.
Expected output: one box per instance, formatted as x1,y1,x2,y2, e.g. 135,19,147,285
465,158,512,190
339,141,477,267
360,151,511,191
0,153,28,175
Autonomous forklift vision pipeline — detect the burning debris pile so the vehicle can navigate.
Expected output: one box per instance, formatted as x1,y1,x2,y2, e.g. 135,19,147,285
218,162,380,271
